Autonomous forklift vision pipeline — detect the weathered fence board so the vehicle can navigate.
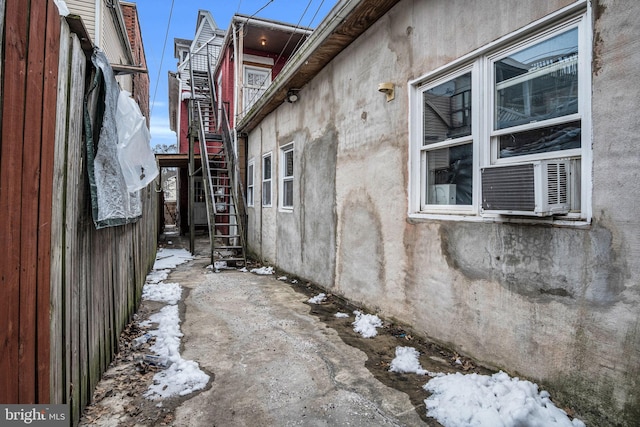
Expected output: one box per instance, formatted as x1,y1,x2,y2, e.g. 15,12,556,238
1,0,30,403
2,1,158,424
37,0,61,403
49,13,71,406
20,0,47,403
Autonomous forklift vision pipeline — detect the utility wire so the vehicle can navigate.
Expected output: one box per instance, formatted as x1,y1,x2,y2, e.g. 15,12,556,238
289,0,325,56
151,0,175,116
243,0,315,110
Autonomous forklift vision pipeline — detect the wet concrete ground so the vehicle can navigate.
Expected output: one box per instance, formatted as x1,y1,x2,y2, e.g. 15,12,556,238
80,233,490,426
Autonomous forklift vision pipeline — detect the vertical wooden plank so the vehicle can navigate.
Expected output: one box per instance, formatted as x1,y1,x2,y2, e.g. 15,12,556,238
0,0,29,403
37,0,61,404
49,18,71,405
65,33,85,422
19,0,47,403
0,0,5,128
77,156,89,410
79,220,89,410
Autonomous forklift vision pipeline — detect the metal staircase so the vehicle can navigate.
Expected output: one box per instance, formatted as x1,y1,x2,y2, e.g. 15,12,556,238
189,62,246,266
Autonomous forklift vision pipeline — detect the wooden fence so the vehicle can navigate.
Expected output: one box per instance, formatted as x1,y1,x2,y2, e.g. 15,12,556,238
0,1,158,424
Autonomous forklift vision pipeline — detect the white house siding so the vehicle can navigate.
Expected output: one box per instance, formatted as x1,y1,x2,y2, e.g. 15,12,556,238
66,0,96,40
100,1,132,91
245,0,640,424
65,0,132,91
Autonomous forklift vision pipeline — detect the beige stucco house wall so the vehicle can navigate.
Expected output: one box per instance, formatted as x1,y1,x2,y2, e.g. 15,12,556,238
241,0,640,425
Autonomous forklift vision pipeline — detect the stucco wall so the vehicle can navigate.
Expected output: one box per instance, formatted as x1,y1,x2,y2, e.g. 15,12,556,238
246,99,338,287
245,0,640,424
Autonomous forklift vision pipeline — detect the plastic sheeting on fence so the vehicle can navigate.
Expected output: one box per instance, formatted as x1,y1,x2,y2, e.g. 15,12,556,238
84,49,157,229
116,90,159,192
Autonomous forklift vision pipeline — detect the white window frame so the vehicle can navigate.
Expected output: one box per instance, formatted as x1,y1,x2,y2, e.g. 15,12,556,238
416,65,479,215
262,152,273,207
247,159,255,207
408,2,591,225
243,65,271,113
279,143,294,211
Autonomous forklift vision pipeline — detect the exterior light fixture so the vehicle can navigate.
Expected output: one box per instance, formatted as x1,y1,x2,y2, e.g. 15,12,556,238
378,82,395,102
286,89,299,103
260,37,267,46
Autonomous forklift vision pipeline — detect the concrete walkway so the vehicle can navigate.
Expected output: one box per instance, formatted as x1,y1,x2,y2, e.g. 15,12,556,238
168,242,427,426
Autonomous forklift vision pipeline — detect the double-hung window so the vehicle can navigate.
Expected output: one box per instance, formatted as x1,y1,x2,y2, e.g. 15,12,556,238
419,69,476,211
410,8,590,222
280,143,294,210
247,159,255,207
262,153,272,207
244,66,270,113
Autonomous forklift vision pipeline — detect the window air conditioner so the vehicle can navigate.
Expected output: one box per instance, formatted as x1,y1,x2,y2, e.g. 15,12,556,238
481,159,570,216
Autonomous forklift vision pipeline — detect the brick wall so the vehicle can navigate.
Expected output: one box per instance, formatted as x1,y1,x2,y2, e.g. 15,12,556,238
121,2,150,126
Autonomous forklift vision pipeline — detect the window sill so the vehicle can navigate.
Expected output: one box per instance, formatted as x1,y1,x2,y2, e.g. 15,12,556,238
407,212,591,228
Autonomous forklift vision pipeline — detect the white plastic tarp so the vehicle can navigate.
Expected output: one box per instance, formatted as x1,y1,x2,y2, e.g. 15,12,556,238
116,90,159,192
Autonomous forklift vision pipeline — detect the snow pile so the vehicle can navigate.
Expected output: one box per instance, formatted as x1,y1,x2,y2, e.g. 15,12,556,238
308,293,326,304
277,276,288,281
352,311,383,338
141,305,209,400
251,266,274,275
335,312,350,318
423,371,585,427
142,282,182,305
137,248,209,400
145,358,211,399
153,248,194,269
146,269,170,285
214,261,228,270
389,346,427,375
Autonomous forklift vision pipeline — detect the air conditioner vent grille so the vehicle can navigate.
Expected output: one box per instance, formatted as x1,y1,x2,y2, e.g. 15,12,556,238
482,163,535,211
547,162,568,205
481,159,571,216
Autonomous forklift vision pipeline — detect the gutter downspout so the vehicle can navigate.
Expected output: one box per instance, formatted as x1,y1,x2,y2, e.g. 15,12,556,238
232,20,242,208
95,0,102,46
233,21,241,159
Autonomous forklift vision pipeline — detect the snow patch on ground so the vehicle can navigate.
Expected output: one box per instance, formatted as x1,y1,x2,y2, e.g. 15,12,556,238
352,311,383,338
423,371,585,427
139,250,209,400
308,293,326,304
251,266,274,275
142,282,182,305
335,312,350,318
153,248,194,270
389,346,427,375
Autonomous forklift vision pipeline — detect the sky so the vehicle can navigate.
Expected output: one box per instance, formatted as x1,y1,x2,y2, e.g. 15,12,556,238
134,0,339,149
140,249,587,426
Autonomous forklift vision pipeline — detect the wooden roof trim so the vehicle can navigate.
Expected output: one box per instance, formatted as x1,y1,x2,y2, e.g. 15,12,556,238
65,15,94,56
236,0,401,133
111,63,148,75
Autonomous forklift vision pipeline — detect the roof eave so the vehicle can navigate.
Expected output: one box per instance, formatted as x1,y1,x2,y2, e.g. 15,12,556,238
236,0,401,134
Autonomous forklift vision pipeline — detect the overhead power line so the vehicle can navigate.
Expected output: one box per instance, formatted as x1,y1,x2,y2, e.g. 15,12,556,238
151,0,175,116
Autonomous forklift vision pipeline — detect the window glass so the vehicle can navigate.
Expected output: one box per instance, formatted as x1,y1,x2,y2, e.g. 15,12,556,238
247,162,254,206
495,28,578,130
262,181,271,206
283,181,293,208
263,155,271,180
423,72,472,145
284,150,293,177
262,154,272,206
498,120,581,158
425,143,473,205
282,147,294,209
